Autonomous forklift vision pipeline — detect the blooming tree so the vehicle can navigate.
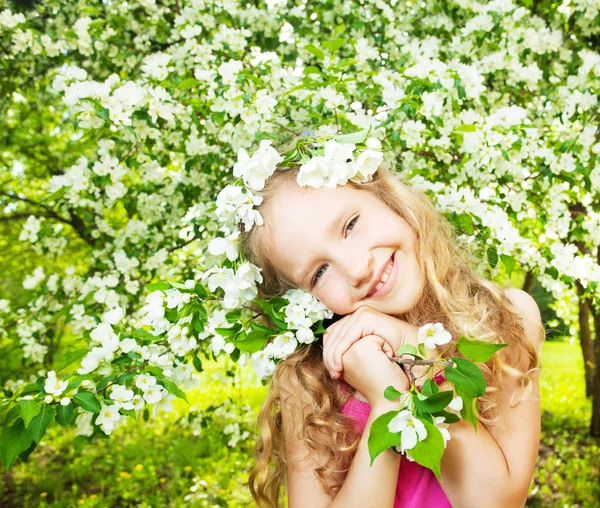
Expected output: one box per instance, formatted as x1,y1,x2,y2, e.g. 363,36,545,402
1,0,600,472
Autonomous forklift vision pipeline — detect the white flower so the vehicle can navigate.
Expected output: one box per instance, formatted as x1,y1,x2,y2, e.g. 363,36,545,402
348,149,383,183
44,370,68,397
323,139,355,162
296,327,315,344
143,384,166,404
270,332,298,359
251,346,276,379
418,323,452,349
297,156,338,188
110,384,135,410
433,416,451,448
119,338,138,353
60,397,71,406
208,229,240,261
90,322,119,348
233,139,282,191
447,395,463,415
135,374,157,391
365,137,382,150
75,409,94,437
210,333,235,356
165,288,184,309
101,306,125,325
388,409,428,452
96,403,122,435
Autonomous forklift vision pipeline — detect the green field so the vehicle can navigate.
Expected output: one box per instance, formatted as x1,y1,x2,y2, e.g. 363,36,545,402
1,341,598,507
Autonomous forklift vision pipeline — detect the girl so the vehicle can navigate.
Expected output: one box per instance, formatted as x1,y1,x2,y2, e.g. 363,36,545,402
243,154,544,507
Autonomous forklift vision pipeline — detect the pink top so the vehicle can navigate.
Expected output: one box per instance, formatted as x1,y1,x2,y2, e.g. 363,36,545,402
339,375,452,508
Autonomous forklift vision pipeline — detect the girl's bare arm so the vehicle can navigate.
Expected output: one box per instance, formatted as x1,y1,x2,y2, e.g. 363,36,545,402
436,288,544,508
285,337,409,508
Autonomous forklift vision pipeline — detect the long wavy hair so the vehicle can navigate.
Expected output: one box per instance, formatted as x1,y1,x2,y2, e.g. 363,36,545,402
241,156,543,507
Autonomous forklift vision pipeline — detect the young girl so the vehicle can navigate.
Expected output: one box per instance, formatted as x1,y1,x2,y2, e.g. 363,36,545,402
243,155,544,507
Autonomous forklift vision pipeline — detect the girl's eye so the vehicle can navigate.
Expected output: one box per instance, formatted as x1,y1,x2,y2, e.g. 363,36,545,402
312,215,360,287
345,215,359,236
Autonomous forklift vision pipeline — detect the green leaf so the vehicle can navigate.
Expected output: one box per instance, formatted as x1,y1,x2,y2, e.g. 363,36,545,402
335,127,371,145
304,66,321,75
413,391,454,413
445,358,486,397
4,405,21,427
56,403,75,426
500,254,516,278
18,439,38,463
234,330,268,353
384,385,403,401
73,392,102,414
57,348,89,372
420,379,439,397
0,419,34,472
408,419,445,481
327,37,345,53
19,383,42,397
395,344,420,357
178,78,201,89
120,409,137,420
193,356,203,372
456,337,509,363
160,380,188,403
27,405,56,444
431,115,444,128
432,409,460,425
146,281,170,292
215,324,241,338
97,375,117,392
41,185,70,204
304,44,325,60
454,124,477,132
457,390,477,430
487,247,498,269
368,411,402,465
19,400,41,428
418,343,427,357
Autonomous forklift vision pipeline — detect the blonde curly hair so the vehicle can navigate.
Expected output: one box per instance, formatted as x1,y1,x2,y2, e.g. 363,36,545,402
240,159,543,507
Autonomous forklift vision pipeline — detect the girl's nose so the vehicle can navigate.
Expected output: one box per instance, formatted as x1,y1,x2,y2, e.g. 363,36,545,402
342,249,373,288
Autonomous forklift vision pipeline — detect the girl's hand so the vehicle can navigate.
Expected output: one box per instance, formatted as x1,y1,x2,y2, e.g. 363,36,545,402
323,305,420,379
340,334,410,406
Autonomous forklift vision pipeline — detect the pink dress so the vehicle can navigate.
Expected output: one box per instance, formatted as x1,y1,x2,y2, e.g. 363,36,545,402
340,375,452,508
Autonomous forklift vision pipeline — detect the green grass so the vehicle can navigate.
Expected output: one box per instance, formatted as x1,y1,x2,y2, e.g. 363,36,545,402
528,341,600,507
1,342,598,507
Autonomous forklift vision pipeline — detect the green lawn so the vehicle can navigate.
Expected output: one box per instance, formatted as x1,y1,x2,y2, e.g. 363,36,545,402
1,342,598,507
528,341,600,507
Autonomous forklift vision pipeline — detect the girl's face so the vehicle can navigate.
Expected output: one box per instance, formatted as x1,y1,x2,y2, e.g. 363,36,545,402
263,182,424,316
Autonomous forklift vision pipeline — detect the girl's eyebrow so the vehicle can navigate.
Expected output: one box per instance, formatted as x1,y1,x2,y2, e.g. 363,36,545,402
296,206,351,286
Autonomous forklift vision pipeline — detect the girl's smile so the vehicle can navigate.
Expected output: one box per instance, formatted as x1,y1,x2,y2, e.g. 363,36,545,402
260,180,424,316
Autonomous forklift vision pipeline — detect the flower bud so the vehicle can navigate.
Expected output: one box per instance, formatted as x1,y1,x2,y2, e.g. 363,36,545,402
44,395,53,403
366,137,382,150
60,397,71,406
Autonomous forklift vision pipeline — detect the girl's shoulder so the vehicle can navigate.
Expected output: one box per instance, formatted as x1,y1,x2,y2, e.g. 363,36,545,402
502,287,544,354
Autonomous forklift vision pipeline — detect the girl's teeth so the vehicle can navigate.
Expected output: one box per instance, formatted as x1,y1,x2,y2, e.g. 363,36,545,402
374,258,394,291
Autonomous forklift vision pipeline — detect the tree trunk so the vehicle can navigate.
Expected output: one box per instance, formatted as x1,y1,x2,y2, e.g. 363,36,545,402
522,270,534,294
576,281,596,398
590,247,600,437
590,304,600,437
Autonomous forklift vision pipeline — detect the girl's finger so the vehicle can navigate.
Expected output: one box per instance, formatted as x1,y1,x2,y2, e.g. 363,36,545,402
329,313,361,370
323,318,347,374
